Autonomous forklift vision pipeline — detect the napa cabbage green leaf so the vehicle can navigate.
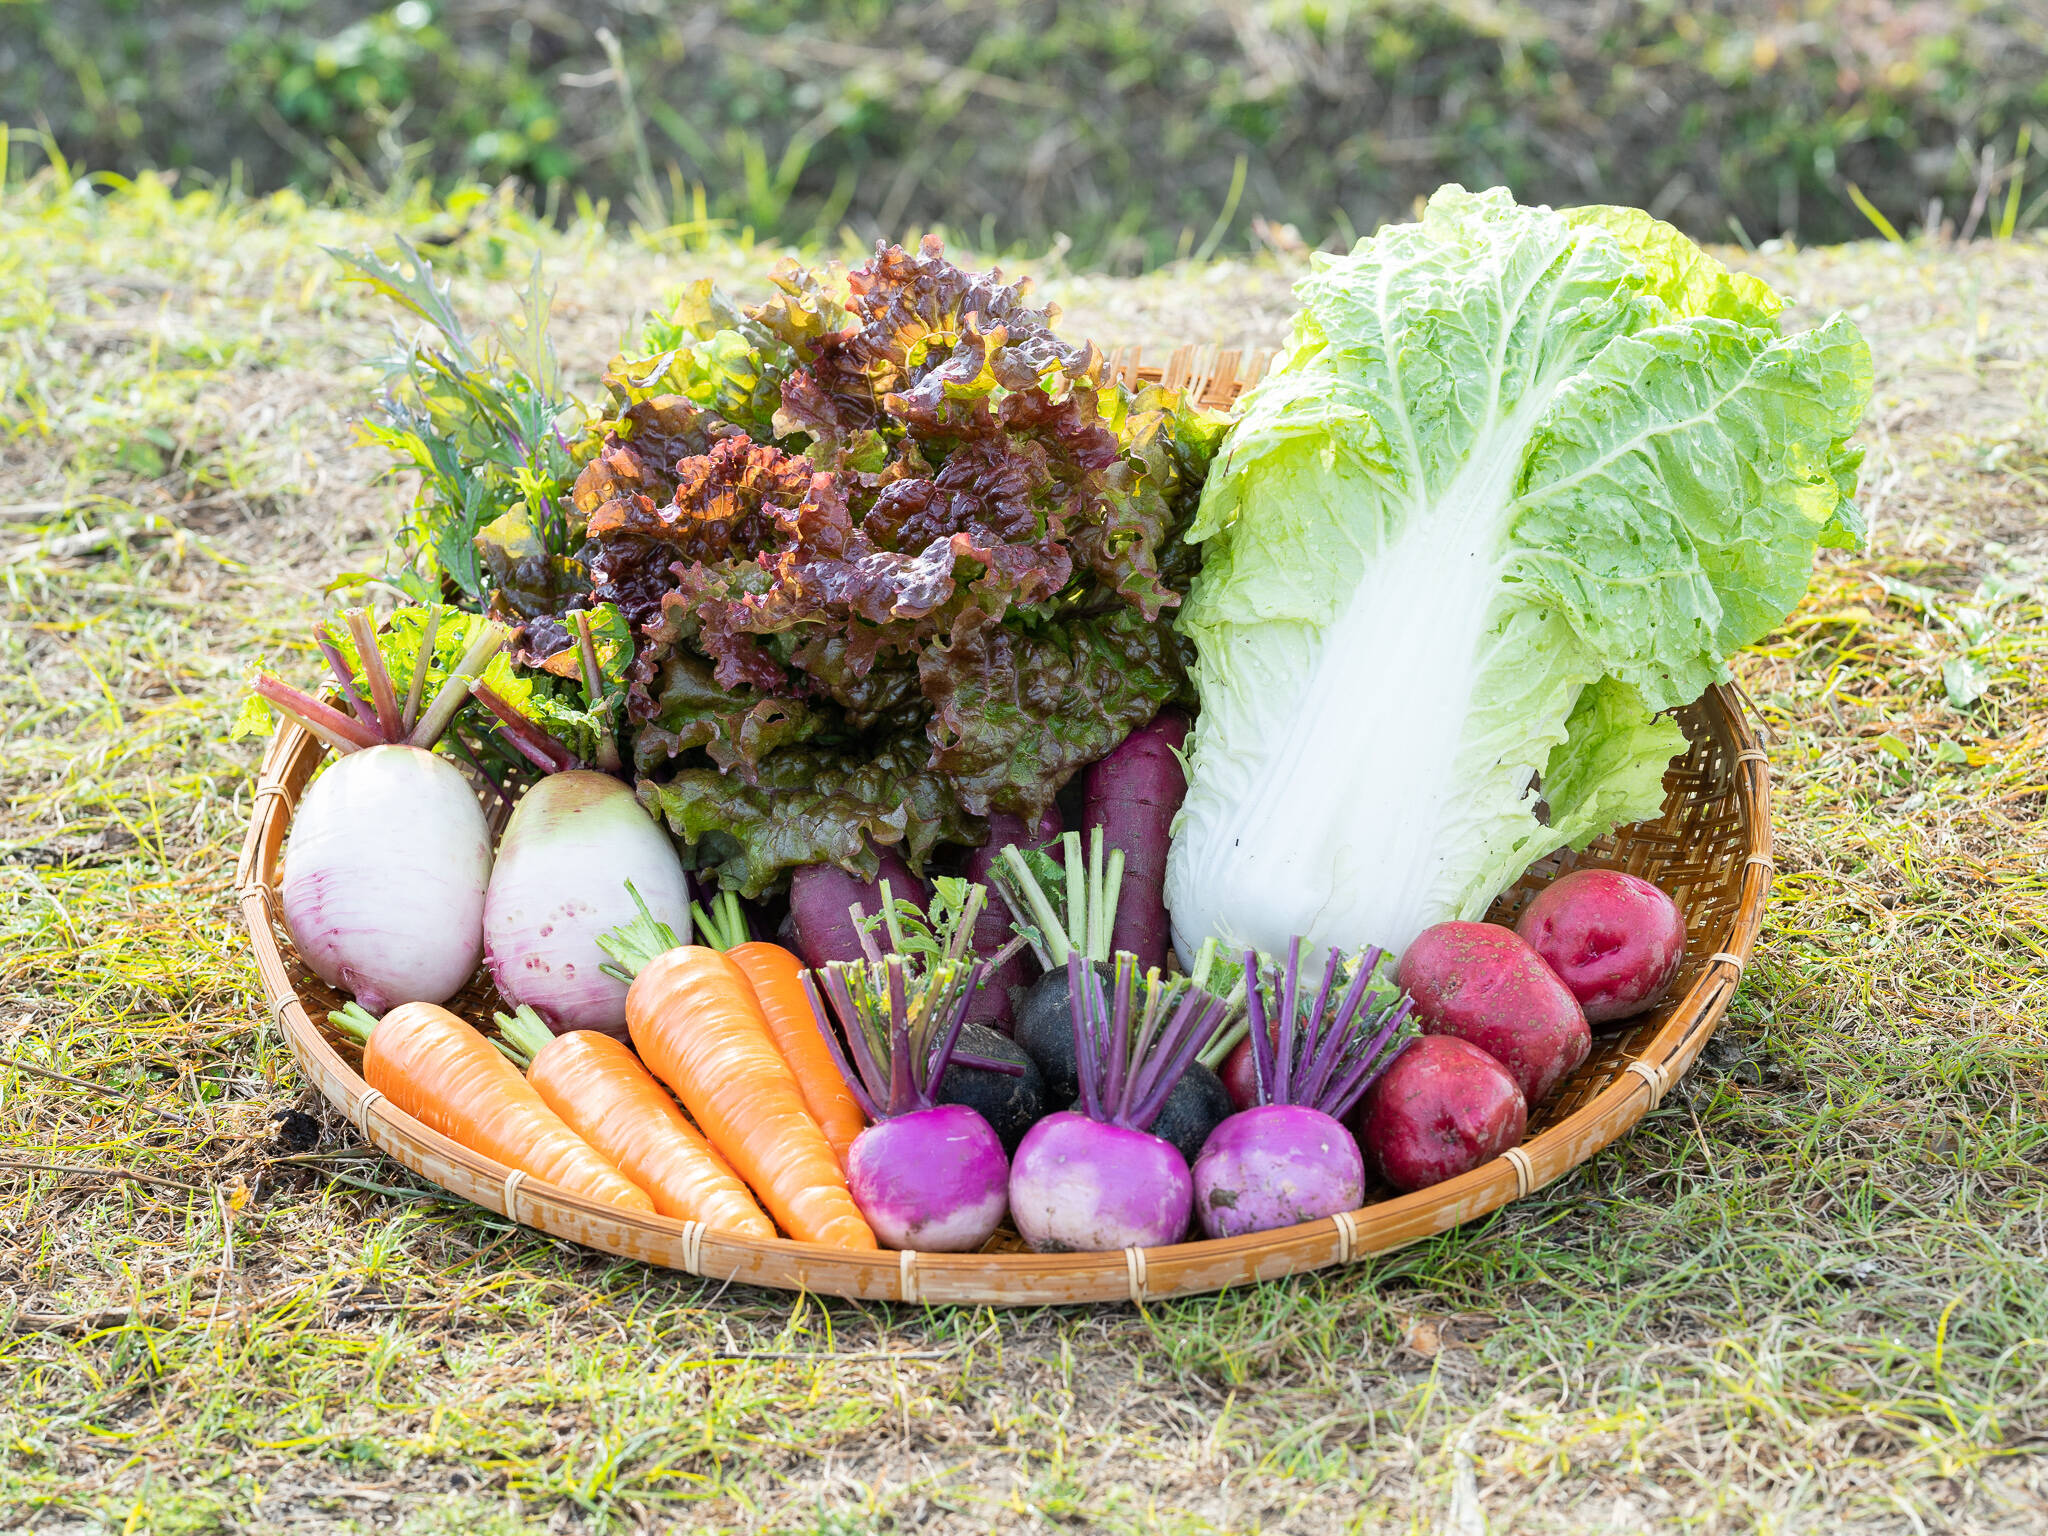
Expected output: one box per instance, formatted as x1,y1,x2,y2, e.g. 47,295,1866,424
1165,186,1871,962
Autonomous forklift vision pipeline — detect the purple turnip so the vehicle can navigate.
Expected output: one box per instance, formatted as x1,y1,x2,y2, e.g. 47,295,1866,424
1192,939,1415,1240
1008,954,1232,1252
806,885,1019,1251
1515,868,1687,1023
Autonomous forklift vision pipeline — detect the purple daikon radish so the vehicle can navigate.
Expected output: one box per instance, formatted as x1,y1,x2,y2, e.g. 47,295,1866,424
1007,954,1231,1252
961,808,1063,1032
787,851,929,970
1083,709,1188,971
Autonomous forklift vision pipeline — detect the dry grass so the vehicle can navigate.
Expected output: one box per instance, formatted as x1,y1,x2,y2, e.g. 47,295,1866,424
2,168,2046,1535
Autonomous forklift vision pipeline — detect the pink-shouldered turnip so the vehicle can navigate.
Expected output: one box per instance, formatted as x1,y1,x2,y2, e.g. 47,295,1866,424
264,609,508,1014
1350,1033,1528,1192
482,770,691,1039
1396,921,1590,1105
1192,939,1413,1239
1515,868,1687,1023
1008,954,1232,1252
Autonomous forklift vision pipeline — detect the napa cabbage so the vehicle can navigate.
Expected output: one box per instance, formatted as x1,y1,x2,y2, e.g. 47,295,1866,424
1165,187,1871,961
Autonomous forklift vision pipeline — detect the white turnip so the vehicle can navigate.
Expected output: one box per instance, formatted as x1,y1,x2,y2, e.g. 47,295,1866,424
484,770,691,1039
265,610,506,1013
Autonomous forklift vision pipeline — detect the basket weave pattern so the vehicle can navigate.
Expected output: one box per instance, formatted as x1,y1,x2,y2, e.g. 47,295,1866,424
232,351,1771,1306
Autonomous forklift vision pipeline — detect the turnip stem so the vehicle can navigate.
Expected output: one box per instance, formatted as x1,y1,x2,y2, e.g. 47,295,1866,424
1322,996,1415,1120
254,674,379,754
450,730,514,816
470,681,580,774
884,959,912,1115
824,965,890,1108
1273,938,1303,1106
923,958,985,1100
410,621,505,749
1124,985,1229,1131
996,846,1069,966
345,608,405,741
1297,954,1365,1107
1069,955,1105,1122
1102,953,1135,1116
400,608,439,734
572,609,623,774
1244,949,1276,1107
1123,968,1169,1089
808,970,884,1121
315,631,379,731
1063,832,1087,963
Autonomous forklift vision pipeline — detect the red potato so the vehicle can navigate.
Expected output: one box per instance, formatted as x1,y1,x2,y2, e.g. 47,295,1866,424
1350,1035,1527,1193
787,852,929,970
962,808,1063,1032
1516,868,1687,1023
1082,709,1189,973
1396,921,1590,1106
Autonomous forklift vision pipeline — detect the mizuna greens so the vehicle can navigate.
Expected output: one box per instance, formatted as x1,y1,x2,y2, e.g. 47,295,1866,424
1166,187,1872,962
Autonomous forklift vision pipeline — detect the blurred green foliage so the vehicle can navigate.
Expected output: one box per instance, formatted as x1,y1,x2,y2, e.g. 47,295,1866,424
6,1,2047,267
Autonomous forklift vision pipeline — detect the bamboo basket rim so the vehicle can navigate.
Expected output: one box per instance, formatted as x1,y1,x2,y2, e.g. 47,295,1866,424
231,349,1773,1307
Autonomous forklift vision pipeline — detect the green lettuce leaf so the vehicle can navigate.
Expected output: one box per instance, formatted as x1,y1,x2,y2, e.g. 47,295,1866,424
1166,185,1871,962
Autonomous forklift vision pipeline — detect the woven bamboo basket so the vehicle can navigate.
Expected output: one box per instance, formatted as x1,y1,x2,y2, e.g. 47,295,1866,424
233,349,1772,1306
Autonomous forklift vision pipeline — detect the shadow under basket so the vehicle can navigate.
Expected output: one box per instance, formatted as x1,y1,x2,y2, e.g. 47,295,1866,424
231,350,1772,1306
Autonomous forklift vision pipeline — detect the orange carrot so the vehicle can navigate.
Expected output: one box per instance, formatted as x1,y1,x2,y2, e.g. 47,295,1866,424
330,1001,654,1214
694,891,868,1167
496,1008,772,1237
599,898,875,1249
